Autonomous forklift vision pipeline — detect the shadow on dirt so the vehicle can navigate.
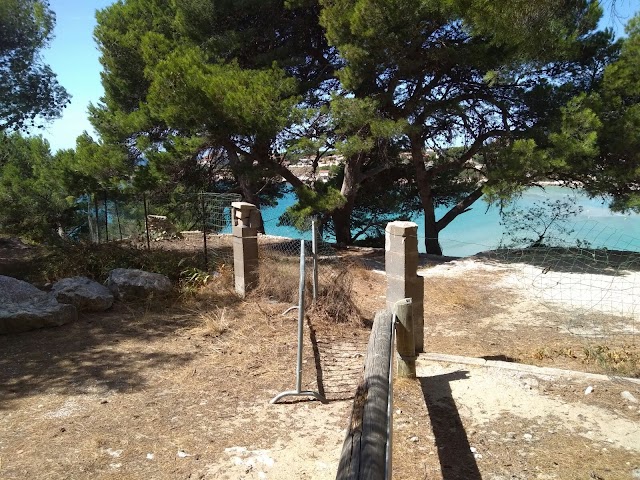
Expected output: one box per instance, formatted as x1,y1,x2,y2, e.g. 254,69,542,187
0,303,196,409
419,371,481,480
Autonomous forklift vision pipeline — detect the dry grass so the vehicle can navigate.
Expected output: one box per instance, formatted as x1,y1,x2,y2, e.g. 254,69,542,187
529,342,640,378
311,264,363,326
582,343,640,377
423,274,510,319
197,307,229,337
254,254,303,304
254,254,363,325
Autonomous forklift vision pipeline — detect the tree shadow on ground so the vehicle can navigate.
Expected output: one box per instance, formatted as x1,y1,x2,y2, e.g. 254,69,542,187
0,303,197,410
479,247,640,276
419,371,482,480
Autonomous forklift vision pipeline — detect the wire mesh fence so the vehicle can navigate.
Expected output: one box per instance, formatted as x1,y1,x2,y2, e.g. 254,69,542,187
488,220,640,340
418,216,640,376
256,217,360,324
85,191,241,269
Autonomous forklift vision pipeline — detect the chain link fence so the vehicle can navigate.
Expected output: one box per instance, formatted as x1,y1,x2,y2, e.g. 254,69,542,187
85,191,241,269
418,216,640,376
256,216,360,324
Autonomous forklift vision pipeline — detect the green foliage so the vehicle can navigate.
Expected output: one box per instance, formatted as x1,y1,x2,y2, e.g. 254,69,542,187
179,266,213,294
580,15,640,211
319,0,610,253
85,0,634,256
146,47,299,138
279,184,345,230
500,196,584,248
330,95,406,158
92,0,334,212
535,14,640,214
31,242,206,284
0,132,81,241
0,0,69,131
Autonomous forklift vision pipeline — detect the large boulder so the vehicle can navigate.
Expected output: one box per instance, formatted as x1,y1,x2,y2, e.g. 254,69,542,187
107,268,172,301
51,276,114,312
0,275,77,334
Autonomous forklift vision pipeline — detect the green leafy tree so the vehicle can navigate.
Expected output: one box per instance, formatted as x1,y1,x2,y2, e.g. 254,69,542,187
0,0,69,131
91,0,336,231
0,132,80,240
319,0,610,254
556,14,640,212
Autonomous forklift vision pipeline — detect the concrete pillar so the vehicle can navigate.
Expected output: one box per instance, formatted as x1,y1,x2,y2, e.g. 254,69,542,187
385,221,424,352
232,202,259,296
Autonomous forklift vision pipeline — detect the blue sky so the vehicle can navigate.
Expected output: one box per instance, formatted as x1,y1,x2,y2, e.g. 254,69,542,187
38,0,640,153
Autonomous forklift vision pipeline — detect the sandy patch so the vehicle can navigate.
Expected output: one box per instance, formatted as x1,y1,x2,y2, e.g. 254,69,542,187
416,359,640,452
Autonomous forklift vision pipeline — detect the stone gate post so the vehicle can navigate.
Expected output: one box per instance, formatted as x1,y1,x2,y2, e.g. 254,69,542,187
232,202,260,297
385,221,425,352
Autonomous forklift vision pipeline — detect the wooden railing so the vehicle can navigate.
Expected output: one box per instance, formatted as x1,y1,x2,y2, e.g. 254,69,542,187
336,299,415,480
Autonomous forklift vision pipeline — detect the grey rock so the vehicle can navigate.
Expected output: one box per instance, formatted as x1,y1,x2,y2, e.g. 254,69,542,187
51,276,114,312
107,268,172,301
621,390,639,404
0,275,77,334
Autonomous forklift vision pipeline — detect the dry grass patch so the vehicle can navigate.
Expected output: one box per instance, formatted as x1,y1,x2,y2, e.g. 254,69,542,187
423,273,511,319
254,253,363,325
528,341,640,377
582,343,640,377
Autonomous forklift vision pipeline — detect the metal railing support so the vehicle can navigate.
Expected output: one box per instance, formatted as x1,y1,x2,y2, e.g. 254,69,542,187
270,240,327,404
312,218,319,301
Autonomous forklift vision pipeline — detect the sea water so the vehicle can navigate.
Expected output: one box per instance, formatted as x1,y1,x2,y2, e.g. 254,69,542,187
259,186,640,257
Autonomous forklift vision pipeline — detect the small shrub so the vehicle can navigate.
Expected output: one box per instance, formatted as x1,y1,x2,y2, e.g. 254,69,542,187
253,253,362,324
199,307,229,337
28,241,208,284
180,266,213,294
582,344,639,377
310,264,362,325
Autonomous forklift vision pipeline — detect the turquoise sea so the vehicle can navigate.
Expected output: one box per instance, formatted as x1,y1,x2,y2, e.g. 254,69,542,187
259,186,640,257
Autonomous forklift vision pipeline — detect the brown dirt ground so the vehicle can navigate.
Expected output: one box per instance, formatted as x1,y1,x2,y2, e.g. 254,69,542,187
1,240,639,479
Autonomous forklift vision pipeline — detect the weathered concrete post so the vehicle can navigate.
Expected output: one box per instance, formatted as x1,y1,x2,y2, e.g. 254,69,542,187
232,202,260,297
385,221,425,352
395,298,416,378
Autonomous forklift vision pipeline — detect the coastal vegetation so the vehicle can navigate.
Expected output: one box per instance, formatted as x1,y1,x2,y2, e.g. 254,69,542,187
1,1,639,255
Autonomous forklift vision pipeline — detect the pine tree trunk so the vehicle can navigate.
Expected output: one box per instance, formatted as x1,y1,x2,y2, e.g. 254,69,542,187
423,194,443,255
410,135,443,255
332,203,353,245
332,155,361,245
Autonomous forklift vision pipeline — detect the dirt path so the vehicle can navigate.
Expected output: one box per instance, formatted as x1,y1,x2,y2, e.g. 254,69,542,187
0,298,367,480
2,240,640,479
394,358,640,479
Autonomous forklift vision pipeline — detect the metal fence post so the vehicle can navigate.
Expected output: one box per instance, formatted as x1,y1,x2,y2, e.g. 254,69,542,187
201,193,209,271
94,194,101,244
143,192,150,251
312,217,319,301
104,190,109,242
295,239,306,391
270,240,327,404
